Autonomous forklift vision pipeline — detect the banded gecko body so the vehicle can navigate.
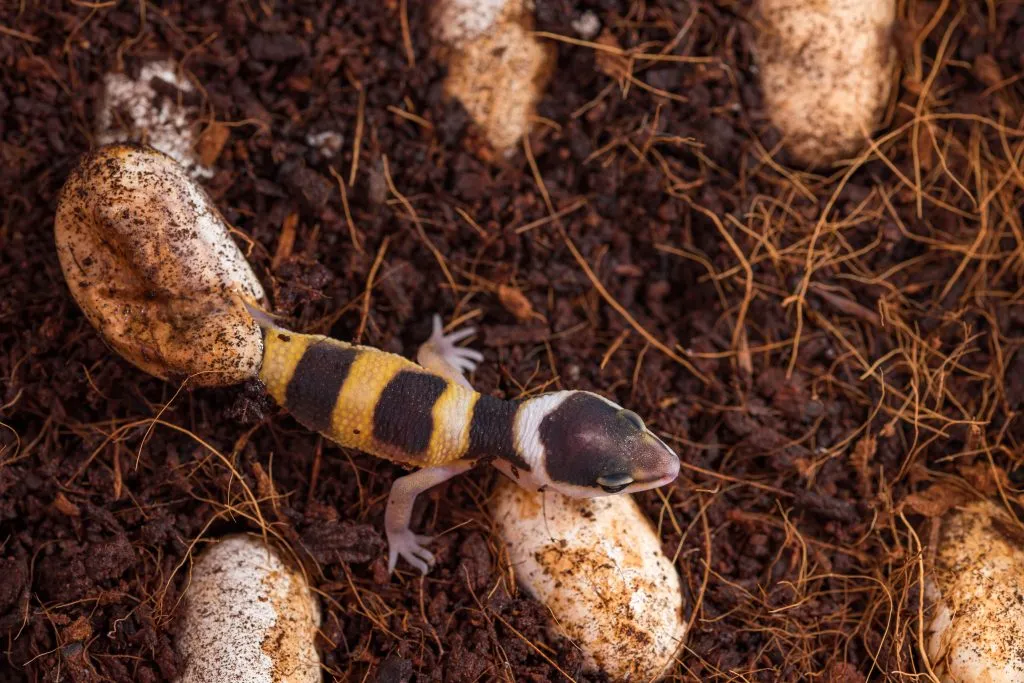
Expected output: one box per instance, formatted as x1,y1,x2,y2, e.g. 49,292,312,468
258,315,680,573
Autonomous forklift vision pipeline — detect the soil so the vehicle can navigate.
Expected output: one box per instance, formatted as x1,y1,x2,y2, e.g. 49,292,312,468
3,1,1024,681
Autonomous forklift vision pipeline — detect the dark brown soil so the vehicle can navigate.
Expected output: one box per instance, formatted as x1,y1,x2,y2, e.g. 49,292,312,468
3,1,1024,681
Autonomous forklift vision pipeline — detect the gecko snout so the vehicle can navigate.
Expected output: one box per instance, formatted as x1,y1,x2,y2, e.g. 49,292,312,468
627,432,681,491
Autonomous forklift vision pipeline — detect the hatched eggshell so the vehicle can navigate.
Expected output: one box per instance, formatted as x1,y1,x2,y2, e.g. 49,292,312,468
55,144,265,386
432,0,508,47
432,0,554,154
175,535,321,683
492,479,685,681
96,60,215,179
926,500,1024,682
754,0,897,165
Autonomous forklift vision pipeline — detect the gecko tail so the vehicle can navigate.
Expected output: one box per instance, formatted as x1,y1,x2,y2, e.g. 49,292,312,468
240,298,282,331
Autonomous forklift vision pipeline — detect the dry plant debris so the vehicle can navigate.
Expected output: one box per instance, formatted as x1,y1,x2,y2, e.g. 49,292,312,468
3,0,1024,681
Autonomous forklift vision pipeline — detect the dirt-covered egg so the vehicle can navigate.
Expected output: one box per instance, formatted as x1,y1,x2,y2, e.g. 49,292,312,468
753,0,897,165
491,478,685,681
174,534,321,683
54,143,266,386
926,500,1024,682
431,0,554,154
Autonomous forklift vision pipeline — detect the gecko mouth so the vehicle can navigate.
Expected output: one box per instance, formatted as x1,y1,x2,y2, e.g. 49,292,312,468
633,473,678,489
651,472,680,487
636,452,681,489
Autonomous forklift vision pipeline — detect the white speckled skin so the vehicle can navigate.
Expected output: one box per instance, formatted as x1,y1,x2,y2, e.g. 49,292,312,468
492,480,686,681
175,535,321,683
926,501,1024,682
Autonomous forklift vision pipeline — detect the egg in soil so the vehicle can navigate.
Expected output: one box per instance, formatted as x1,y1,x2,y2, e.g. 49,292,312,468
492,479,686,681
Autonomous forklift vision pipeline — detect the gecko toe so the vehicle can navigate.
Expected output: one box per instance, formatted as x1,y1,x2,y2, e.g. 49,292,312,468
454,347,484,362
387,530,437,575
412,546,435,567
404,555,429,575
423,317,483,379
443,326,476,344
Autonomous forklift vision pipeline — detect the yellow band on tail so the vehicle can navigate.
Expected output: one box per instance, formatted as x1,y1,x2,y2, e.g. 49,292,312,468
259,329,480,467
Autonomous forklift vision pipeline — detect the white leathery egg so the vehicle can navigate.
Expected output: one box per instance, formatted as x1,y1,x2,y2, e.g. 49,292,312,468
754,0,897,165
926,500,1024,682
55,143,266,386
492,478,685,681
175,535,321,683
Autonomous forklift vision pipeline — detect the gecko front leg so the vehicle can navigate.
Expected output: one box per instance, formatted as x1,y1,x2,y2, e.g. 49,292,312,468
386,460,475,574
416,314,483,390
385,315,484,574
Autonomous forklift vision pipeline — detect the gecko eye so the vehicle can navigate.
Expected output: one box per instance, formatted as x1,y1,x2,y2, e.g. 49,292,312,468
620,410,645,430
597,474,634,493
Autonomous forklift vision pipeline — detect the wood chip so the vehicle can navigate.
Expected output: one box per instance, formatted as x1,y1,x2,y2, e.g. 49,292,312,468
53,492,81,517
498,284,534,321
272,212,299,270
903,482,970,518
594,29,628,81
195,121,230,168
61,616,93,643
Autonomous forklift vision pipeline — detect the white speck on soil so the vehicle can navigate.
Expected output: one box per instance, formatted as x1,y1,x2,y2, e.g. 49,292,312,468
571,11,601,40
305,130,344,158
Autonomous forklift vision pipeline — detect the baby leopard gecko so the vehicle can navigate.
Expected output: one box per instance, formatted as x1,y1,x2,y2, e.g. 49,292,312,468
256,314,681,574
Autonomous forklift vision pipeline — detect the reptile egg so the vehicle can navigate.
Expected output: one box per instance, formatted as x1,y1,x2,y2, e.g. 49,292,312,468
926,500,1024,682
96,60,215,179
432,0,554,154
55,144,266,386
492,479,685,681
754,0,897,165
175,534,321,683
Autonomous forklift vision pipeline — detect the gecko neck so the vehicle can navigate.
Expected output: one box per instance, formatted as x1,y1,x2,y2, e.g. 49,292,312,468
464,394,518,461
467,394,540,477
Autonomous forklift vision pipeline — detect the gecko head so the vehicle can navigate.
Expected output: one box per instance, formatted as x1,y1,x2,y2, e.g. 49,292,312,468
521,391,680,498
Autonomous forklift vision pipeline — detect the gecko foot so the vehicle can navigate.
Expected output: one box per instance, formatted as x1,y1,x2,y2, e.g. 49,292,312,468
387,529,436,575
425,314,484,373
